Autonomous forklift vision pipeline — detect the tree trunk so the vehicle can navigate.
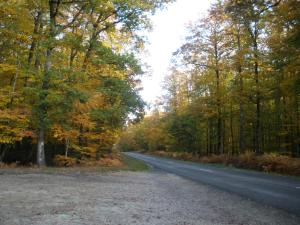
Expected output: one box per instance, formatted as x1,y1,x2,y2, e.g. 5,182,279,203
294,95,300,156
34,19,44,70
206,121,209,155
36,0,59,166
274,71,282,151
282,96,291,153
25,11,42,87
252,24,261,154
9,73,18,107
36,48,51,167
65,138,69,158
236,26,245,153
0,144,7,163
254,48,261,154
37,129,46,166
230,101,235,155
214,32,223,155
216,67,223,155
69,48,77,68
8,60,19,108
82,30,98,70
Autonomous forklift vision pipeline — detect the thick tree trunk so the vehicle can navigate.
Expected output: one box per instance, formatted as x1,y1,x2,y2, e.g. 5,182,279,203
36,47,52,166
37,129,46,166
36,0,59,166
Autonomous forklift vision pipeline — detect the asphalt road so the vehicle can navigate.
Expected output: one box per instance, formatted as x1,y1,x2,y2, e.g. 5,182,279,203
125,152,300,217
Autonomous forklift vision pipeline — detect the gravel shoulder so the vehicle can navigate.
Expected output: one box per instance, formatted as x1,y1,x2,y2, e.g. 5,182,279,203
0,168,299,225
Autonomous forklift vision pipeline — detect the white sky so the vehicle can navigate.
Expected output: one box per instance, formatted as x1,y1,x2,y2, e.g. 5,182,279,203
139,0,211,106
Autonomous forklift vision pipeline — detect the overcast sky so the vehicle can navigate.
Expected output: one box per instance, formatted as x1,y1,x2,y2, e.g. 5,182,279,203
139,0,211,106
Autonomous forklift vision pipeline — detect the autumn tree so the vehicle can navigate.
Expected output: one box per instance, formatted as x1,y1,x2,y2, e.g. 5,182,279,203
0,0,172,165
119,0,300,159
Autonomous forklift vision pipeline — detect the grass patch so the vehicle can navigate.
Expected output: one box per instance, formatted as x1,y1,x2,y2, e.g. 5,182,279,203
0,165,121,176
0,155,149,174
122,155,149,171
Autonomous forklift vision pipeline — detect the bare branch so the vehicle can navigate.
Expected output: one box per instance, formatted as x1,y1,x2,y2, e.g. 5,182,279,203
60,3,87,30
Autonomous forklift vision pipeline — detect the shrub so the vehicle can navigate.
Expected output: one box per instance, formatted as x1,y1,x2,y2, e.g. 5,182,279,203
235,151,257,169
53,155,76,167
98,158,123,167
258,153,300,175
79,153,123,167
150,151,300,176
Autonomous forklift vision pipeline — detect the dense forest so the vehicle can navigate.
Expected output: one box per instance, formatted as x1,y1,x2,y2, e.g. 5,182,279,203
0,0,172,166
119,0,300,159
1,0,299,169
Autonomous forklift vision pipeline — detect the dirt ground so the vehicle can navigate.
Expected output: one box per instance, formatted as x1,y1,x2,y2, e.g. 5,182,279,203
0,168,300,225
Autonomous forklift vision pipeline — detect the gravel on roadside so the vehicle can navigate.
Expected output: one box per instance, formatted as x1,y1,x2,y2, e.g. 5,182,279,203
0,169,299,225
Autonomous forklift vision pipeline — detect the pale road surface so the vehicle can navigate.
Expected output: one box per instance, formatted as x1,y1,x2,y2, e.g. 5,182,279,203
1,168,300,225
125,152,300,217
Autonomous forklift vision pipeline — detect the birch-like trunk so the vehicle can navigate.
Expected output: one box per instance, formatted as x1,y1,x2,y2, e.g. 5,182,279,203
36,0,58,166
37,129,45,166
65,138,70,158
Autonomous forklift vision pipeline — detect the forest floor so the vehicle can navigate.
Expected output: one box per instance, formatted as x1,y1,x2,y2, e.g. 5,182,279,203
1,166,300,225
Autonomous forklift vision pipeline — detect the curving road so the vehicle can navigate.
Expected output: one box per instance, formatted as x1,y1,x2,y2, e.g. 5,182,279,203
125,152,300,217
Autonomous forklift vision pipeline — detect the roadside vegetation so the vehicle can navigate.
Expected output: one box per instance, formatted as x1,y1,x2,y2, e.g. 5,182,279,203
0,0,172,167
0,153,148,173
146,151,300,176
122,155,149,171
117,0,300,176
0,1,299,174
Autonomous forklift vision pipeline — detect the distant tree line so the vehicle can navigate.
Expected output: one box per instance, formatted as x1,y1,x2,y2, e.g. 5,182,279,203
118,0,300,157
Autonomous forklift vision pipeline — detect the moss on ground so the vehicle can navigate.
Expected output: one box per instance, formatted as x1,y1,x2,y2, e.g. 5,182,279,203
122,155,149,171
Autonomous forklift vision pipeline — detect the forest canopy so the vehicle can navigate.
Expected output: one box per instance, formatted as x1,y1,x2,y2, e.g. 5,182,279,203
0,0,172,166
1,0,299,168
118,0,300,158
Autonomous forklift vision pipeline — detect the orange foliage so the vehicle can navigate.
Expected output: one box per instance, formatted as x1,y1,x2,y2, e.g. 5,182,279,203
150,151,300,176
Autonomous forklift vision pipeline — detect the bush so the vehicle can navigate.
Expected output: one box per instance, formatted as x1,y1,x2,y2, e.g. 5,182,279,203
0,161,25,168
79,153,123,167
150,151,300,176
53,155,76,167
234,151,257,169
258,153,300,175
